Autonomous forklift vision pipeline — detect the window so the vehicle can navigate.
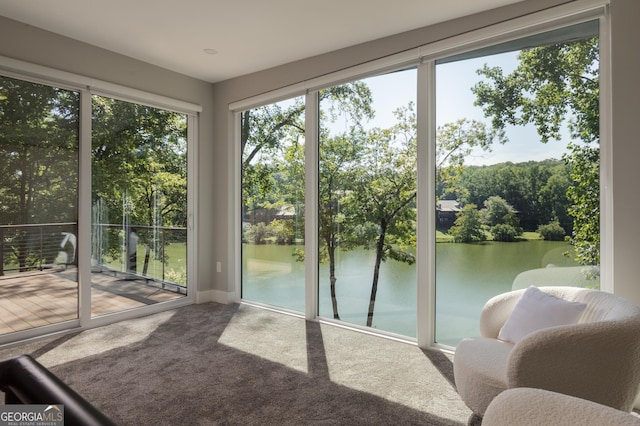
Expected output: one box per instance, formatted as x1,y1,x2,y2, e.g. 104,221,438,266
231,5,607,348
0,65,198,343
434,21,600,346
241,96,306,312
318,70,417,335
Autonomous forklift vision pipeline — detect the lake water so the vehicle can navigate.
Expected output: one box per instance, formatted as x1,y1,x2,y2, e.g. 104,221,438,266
243,240,584,346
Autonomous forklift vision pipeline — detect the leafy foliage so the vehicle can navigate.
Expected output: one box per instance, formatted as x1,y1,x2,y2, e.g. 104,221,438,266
450,204,486,243
481,196,517,227
490,224,520,242
472,37,600,266
436,119,505,200
449,160,572,233
0,76,79,271
0,76,79,226
1,79,188,275
537,221,566,241
92,95,187,228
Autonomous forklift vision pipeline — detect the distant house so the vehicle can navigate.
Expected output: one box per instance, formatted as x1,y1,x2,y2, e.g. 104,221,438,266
437,199,462,229
245,204,296,224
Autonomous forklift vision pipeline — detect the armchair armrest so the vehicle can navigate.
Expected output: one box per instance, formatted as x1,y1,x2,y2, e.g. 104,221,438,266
479,289,526,338
506,320,640,412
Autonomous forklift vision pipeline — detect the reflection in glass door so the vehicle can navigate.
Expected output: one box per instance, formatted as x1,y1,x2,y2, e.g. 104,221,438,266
91,96,188,317
0,76,79,335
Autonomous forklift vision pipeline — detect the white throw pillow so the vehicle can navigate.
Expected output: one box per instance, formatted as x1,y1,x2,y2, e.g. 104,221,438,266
498,286,587,343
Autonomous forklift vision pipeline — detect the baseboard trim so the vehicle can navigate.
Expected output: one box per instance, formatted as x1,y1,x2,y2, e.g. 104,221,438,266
196,289,235,304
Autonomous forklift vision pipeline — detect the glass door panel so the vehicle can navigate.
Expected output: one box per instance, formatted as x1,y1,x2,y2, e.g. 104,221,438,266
91,95,188,317
0,76,79,335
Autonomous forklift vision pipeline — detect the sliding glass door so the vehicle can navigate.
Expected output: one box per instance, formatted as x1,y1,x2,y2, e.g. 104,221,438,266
0,76,79,335
91,96,189,317
0,70,196,342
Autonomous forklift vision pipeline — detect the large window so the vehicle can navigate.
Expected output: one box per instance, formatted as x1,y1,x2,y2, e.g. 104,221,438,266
318,70,417,335
241,96,306,311
233,8,606,348
434,21,600,346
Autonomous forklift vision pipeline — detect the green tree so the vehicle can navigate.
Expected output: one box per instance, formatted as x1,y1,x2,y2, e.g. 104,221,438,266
436,119,505,200
481,195,522,242
0,76,79,271
481,196,518,227
454,160,571,232
91,96,187,264
0,77,79,225
449,204,486,243
319,130,370,319
350,104,417,327
472,36,599,265
538,164,572,233
537,221,566,241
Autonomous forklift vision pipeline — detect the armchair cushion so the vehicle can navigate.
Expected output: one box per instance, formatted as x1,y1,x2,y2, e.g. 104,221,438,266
483,388,640,426
498,286,587,343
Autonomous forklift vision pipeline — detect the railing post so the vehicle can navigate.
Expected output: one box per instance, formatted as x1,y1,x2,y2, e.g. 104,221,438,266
161,227,165,287
39,226,44,271
0,228,4,276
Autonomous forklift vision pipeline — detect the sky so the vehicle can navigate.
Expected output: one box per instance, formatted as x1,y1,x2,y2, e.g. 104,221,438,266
270,49,572,167
361,51,570,166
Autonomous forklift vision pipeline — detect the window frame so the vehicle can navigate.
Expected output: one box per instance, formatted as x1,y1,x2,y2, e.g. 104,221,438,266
230,0,611,349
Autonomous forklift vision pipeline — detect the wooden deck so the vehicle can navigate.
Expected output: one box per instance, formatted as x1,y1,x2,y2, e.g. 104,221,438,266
0,268,185,335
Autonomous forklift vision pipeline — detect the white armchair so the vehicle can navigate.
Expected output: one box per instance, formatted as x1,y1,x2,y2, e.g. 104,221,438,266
453,286,640,417
483,388,640,426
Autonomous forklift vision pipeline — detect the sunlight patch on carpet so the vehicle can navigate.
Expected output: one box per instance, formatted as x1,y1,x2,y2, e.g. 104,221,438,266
319,324,468,419
35,310,176,368
218,304,308,373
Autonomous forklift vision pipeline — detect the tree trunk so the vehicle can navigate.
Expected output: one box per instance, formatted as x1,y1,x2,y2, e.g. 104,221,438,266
367,220,387,327
327,239,340,319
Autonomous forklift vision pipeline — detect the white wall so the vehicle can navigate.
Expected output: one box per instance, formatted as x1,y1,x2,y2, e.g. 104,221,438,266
610,0,640,303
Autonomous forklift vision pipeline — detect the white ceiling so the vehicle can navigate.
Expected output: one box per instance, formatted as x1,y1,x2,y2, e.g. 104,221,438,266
0,0,523,83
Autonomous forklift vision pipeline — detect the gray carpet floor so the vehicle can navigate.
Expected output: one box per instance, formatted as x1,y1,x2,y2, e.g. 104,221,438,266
0,302,476,425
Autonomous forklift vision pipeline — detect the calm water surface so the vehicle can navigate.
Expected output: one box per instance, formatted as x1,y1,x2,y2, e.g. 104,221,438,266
243,240,580,346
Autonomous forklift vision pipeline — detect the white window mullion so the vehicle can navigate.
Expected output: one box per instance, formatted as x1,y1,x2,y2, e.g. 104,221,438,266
187,113,199,301
598,7,613,294
305,92,319,320
416,61,436,349
231,111,242,303
78,89,92,326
